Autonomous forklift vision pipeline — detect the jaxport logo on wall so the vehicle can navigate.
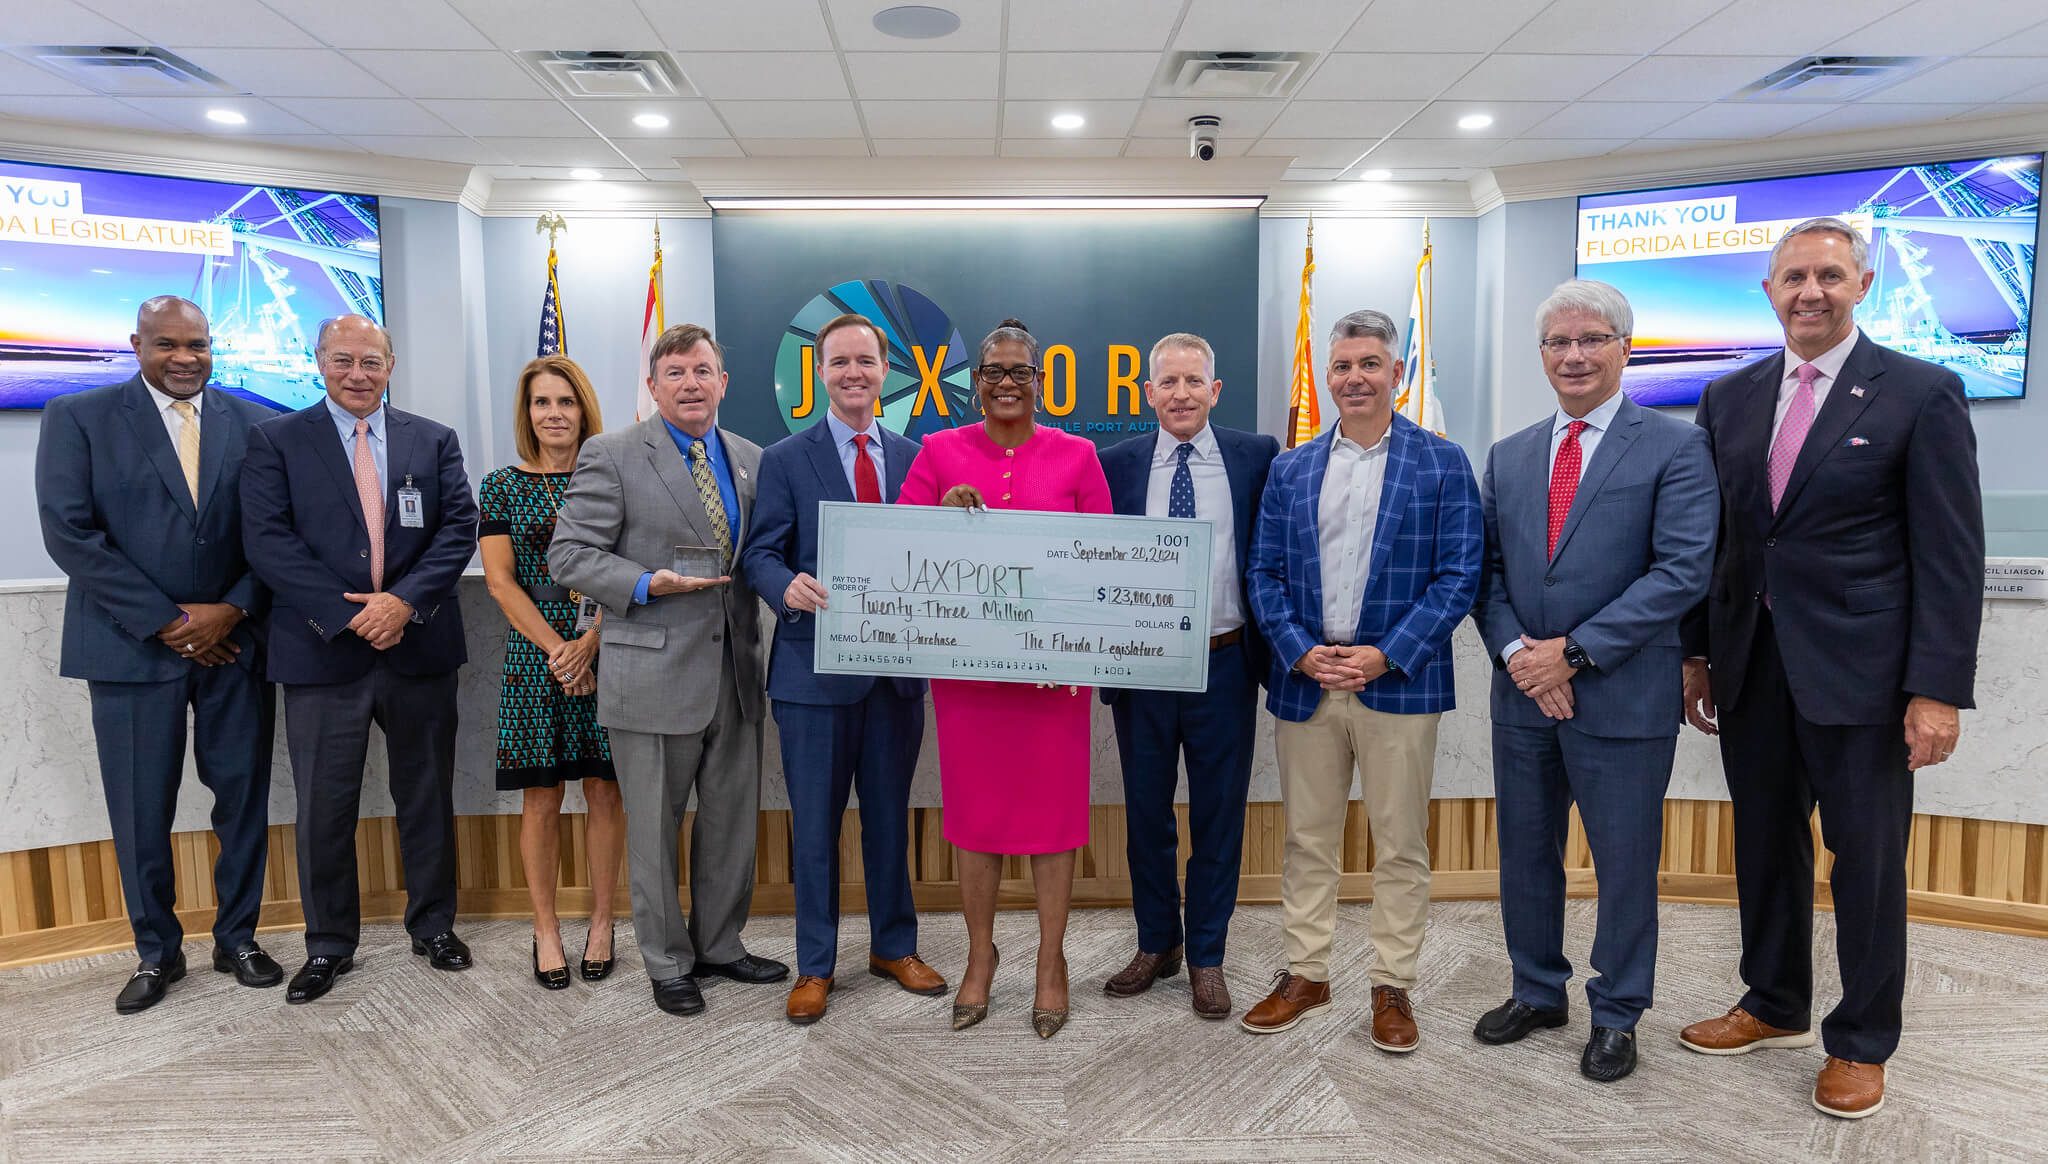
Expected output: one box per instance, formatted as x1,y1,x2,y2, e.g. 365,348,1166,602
774,280,974,441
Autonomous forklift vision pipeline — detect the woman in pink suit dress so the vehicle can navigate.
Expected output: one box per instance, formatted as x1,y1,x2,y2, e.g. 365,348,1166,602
897,319,1110,1038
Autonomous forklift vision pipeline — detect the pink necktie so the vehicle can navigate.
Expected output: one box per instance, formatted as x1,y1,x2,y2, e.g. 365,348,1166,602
1767,362,1818,512
353,419,385,590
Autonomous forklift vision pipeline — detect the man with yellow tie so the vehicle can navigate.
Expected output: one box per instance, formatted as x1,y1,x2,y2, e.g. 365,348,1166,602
36,297,281,1013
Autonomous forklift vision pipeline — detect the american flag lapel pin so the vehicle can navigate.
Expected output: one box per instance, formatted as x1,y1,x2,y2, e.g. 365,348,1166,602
1850,385,1865,397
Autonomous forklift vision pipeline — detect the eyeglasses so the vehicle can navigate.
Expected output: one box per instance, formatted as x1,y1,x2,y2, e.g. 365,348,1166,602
975,364,1039,386
323,355,389,373
1539,334,1624,354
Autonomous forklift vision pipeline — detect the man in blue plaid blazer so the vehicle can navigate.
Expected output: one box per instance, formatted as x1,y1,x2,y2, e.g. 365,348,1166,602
1240,309,1483,1053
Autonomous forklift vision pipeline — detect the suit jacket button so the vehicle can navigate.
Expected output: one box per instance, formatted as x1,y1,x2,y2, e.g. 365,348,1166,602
1544,577,1557,586
195,537,206,545
360,549,369,557
712,631,723,642
1765,537,1776,547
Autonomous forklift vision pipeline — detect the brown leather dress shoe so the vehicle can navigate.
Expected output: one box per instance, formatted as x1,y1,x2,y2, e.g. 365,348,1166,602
1678,1005,1817,1055
1240,971,1330,1034
1105,945,1184,997
1370,985,1419,1053
1188,964,1231,1019
869,953,947,996
786,975,833,1025
1813,1057,1885,1118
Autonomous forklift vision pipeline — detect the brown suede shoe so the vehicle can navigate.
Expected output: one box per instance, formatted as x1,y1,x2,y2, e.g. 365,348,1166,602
1678,1005,1817,1055
1370,985,1419,1053
1813,1057,1885,1119
1240,971,1330,1034
1104,945,1184,997
868,953,947,996
1189,964,1231,1019
786,975,832,1025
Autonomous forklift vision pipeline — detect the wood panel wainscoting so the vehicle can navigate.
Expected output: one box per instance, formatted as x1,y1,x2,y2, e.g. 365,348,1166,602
4,798,2045,968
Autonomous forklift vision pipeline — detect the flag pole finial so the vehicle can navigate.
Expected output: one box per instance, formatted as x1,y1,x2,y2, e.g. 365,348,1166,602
536,211,567,246
653,220,662,251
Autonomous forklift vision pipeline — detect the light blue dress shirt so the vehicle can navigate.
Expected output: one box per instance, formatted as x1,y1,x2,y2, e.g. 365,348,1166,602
824,409,886,497
324,394,387,495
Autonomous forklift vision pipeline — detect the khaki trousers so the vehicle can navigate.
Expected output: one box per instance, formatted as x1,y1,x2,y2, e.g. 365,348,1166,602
1273,689,1440,988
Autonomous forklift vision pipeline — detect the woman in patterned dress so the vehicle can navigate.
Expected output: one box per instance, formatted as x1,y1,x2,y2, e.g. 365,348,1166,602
479,356,622,990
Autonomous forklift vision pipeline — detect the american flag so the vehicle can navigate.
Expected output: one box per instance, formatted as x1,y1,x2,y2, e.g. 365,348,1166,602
537,246,566,356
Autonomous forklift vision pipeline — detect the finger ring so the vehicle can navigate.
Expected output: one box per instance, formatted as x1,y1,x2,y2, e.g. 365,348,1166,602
182,644,195,653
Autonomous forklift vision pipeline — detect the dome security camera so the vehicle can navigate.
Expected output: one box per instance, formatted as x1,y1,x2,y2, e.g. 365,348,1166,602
1189,116,1221,162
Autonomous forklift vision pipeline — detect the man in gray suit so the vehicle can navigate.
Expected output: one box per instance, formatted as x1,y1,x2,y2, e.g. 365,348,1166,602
549,322,787,1017
1469,280,1717,1082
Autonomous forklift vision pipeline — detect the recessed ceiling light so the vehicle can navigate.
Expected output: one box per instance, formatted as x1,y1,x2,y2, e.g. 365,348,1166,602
570,168,602,180
1050,112,1085,131
1456,112,1494,130
1358,168,1392,181
205,108,247,125
873,4,960,39
632,112,670,130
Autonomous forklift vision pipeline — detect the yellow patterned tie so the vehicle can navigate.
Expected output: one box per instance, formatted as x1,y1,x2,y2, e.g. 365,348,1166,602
170,399,200,505
688,439,733,566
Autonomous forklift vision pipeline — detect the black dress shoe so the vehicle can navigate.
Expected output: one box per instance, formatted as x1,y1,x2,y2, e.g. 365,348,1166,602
114,952,186,1014
533,939,571,990
213,942,284,987
694,953,789,984
580,922,616,982
651,975,705,1015
410,931,473,971
286,955,353,1004
1582,1026,1638,1082
1474,997,1570,1045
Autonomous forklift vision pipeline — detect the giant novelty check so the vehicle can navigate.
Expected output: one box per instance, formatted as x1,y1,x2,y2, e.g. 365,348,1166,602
812,502,1213,691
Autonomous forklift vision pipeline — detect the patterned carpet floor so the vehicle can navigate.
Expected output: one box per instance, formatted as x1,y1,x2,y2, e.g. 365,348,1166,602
2,900,2044,1162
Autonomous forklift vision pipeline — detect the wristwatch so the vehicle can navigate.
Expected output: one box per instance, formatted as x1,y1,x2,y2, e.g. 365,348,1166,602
1563,636,1593,671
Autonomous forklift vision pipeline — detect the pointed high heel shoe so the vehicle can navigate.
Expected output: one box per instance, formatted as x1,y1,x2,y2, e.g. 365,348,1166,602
1032,955,1069,1039
951,946,999,1031
580,922,616,982
533,938,571,991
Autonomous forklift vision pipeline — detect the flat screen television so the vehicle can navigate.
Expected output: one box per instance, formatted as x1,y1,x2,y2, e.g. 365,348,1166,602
1,157,382,411
1576,154,2039,405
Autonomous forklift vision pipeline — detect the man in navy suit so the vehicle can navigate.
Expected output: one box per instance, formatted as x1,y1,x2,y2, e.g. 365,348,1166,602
240,314,479,1004
1096,333,1277,1020
741,314,943,1024
1677,219,1984,1119
36,296,281,1013
1470,280,1717,1082
1242,309,1483,1051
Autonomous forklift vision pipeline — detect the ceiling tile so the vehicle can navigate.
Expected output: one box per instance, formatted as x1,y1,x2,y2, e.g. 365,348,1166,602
1,1,143,42
636,167,690,180
844,52,999,99
129,97,322,135
1281,166,1344,180
1484,137,1632,166
241,133,359,153
1824,0,2048,54
715,100,864,138
1009,0,1186,50
738,138,873,156
1394,100,1566,138
573,99,728,137
1977,17,2048,54
1358,137,1499,167
1263,99,1424,137
1641,102,1836,139
1295,53,1484,100
1000,99,1141,137
1657,0,1911,55
1173,0,1372,53
1500,0,1730,53
643,0,835,50
518,166,644,180
1773,102,1978,136
350,51,550,100
261,0,495,50
1437,54,1637,101
872,138,997,156
1521,101,1702,138
269,97,457,135
340,135,511,163
825,0,1006,51
673,53,850,100
443,0,660,49
1124,136,1252,157
860,100,998,137
1130,98,1286,139
1584,56,1779,103
473,137,628,166
0,95,177,132
1248,138,1381,168
163,49,399,99
999,138,1128,157
65,0,320,47
1004,53,1160,100
418,98,590,136
0,54,94,96
1339,0,1552,52
1864,57,2048,103
611,138,745,164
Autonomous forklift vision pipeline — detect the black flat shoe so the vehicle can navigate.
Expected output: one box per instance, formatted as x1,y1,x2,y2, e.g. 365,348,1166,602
1582,1026,1638,1082
286,955,353,1004
580,922,616,982
534,939,571,991
115,952,186,1014
411,931,473,971
1474,997,1570,1045
694,953,788,985
652,974,705,1015
213,942,284,987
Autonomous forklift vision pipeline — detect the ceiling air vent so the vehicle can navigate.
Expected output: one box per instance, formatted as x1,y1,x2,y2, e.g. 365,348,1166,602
518,51,696,98
1732,56,1929,102
1153,52,1317,100
27,46,234,95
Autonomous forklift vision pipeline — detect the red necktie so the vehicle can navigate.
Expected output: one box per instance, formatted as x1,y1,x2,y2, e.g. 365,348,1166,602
1547,420,1588,560
852,432,881,503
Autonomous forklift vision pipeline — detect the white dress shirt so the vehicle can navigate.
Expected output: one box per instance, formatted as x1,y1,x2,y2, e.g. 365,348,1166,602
1772,327,1860,445
1317,426,1391,645
1498,388,1628,665
824,408,886,497
1144,424,1241,634
141,377,201,447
